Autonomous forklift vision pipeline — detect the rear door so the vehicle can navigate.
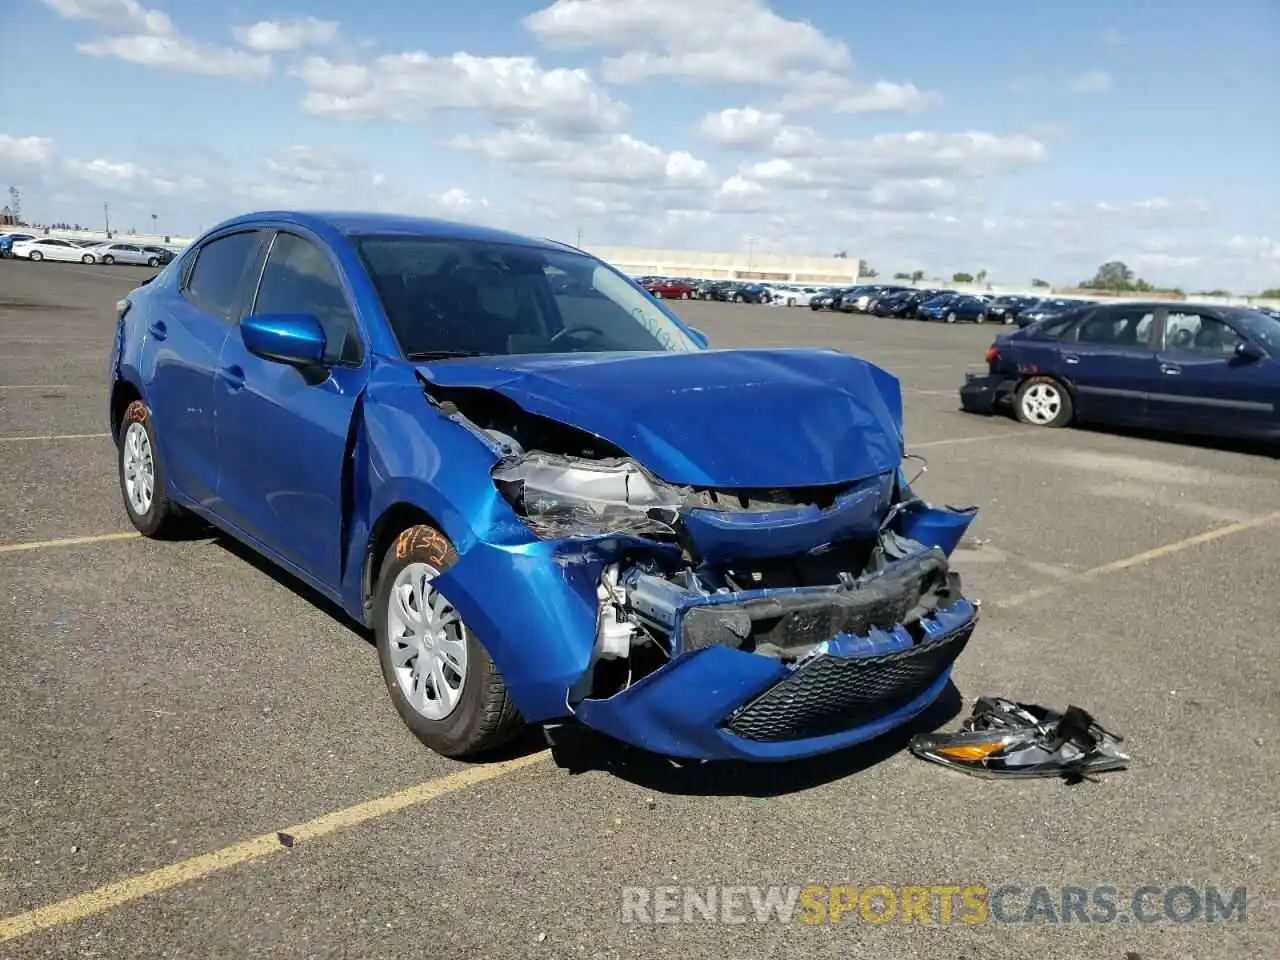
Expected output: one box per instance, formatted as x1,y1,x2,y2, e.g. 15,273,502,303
1149,308,1278,435
1059,304,1161,426
142,229,267,507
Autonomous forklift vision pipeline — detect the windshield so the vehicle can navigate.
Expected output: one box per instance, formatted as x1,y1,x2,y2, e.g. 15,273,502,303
355,236,701,358
1227,307,1280,352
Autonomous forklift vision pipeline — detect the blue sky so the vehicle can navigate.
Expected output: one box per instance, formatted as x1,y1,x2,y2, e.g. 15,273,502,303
1,0,1276,290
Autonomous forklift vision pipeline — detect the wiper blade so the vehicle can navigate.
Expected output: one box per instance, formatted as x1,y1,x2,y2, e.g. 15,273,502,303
404,350,491,360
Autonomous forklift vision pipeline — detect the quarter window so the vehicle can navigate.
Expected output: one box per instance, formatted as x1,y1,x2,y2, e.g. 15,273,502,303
252,232,361,364
185,231,262,319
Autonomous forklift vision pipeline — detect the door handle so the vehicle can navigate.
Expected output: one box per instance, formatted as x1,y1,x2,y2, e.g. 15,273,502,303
147,320,167,340
1063,354,1080,365
1161,364,1181,376
219,364,245,392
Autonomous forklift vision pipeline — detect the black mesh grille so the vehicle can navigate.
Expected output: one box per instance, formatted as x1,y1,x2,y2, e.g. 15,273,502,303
722,623,975,742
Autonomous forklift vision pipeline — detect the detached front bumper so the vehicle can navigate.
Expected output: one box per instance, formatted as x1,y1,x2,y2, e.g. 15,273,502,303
574,598,977,761
959,372,1017,415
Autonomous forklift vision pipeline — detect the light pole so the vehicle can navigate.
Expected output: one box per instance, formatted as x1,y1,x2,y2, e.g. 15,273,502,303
151,213,157,236
103,202,111,238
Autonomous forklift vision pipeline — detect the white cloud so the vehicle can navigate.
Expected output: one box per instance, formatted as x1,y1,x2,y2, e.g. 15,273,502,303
695,107,815,154
0,134,56,165
41,0,272,80
1066,69,1112,94
525,0,848,85
77,34,272,79
524,0,937,115
37,0,174,35
64,157,147,189
233,17,339,53
291,52,626,133
450,122,712,189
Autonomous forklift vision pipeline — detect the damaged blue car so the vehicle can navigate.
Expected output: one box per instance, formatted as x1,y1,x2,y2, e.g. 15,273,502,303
109,211,979,762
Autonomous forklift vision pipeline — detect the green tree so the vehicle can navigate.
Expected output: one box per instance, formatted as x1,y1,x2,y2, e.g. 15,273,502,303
1258,287,1280,298
858,259,878,278
910,270,925,283
1081,261,1135,292
952,272,974,283
1031,278,1050,287
893,271,912,280
976,269,988,284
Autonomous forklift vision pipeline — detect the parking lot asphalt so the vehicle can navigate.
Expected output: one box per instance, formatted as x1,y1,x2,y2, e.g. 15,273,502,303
1,260,1276,959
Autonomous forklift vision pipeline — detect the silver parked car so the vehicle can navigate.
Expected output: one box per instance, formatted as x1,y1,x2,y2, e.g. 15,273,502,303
86,242,165,267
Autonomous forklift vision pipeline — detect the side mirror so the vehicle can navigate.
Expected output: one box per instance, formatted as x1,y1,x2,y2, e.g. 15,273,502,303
687,326,709,347
240,312,327,366
1234,340,1264,363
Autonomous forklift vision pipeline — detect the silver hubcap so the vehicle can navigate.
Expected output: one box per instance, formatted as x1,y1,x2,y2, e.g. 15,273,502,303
1022,384,1062,424
386,562,468,720
122,421,155,514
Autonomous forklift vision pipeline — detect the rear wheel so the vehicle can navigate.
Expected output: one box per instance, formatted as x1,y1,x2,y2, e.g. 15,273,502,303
946,311,957,323
28,251,42,261
117,399,186,537
1016,376,1073,428
81,254,93,264
147,256,159,267
374,524,523,758
1004,314,1015,325
680,291,689,299
102,255,115,265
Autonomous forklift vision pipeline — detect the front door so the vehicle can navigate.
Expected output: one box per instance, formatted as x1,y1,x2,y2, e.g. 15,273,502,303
213,229,368,589
1150,309,1278,436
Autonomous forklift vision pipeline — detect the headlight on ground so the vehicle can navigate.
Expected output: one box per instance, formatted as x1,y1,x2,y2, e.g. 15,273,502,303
492,453,684,537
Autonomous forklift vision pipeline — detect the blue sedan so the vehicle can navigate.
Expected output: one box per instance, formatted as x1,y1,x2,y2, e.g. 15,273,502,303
110,210,979,762
919,294,989,324
959,300,1280,441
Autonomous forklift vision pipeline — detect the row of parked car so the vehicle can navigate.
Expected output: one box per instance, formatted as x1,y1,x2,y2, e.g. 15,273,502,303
0,232,177,266
636,274,1103,327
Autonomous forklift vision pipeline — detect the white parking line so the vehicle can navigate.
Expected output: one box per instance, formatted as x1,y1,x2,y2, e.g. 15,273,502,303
0,433,111,443
911,431,1025,449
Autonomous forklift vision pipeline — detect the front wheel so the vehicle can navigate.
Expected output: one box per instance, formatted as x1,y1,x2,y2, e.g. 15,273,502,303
81,254,94,264
117,399,186,537
1004,315,1015,325
1015,377,1074,428
946,312,957,323
147,256,159,267
28,251,42,261
680,291,689,300
374,525,523,758
102,255,115,265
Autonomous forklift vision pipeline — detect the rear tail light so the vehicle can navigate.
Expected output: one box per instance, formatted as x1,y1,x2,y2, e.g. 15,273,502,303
984,345,999,364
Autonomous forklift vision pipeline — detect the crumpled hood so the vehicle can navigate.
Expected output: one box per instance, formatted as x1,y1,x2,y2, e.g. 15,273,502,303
417,348,904,488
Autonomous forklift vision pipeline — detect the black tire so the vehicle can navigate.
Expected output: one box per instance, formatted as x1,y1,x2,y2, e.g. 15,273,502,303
102,255,115,265
28,251,42,261
147,257,159,267
374,524,523,758
680,291,689,300
116,399,186,537
1015,376,1074,428
81,254,93,264
946,311,957,323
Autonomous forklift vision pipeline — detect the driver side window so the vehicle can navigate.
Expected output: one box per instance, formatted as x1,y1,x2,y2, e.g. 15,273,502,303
252,232,361,365
1164,312,1242,357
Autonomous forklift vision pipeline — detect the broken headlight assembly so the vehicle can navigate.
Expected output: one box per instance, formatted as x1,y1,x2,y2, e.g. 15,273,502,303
492,452,685,538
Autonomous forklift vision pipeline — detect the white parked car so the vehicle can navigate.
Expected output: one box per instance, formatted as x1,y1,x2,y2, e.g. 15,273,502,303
12,237,99,263
772,285,827,307
85,242,165,266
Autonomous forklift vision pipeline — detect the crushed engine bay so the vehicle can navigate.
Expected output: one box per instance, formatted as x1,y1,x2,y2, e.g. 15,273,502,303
424,375,977,713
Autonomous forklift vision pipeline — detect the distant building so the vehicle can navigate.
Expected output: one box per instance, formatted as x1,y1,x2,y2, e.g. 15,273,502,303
0,206,15,226
583,245,864,284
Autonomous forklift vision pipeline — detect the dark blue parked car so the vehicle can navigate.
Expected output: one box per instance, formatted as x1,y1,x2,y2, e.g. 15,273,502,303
960,300,1280,440
110,210,979,762
920,294,989,324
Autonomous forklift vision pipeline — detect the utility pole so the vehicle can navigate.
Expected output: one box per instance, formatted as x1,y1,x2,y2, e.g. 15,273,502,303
7,186,20,225
575,226,582,248
151,213,157,235
103,202,111,237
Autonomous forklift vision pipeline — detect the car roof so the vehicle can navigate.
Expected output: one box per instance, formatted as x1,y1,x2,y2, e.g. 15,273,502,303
210,210,580,256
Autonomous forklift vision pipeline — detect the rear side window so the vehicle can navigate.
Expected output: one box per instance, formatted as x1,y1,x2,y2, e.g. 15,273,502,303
1078,307,1156,347
1038,315,1077,339
185,231,261,318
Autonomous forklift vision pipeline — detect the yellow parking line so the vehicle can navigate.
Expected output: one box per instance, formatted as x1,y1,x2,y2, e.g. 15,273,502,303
0,532,140,554
992,509,1280,610
0,432,112,443
0,750,550,943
